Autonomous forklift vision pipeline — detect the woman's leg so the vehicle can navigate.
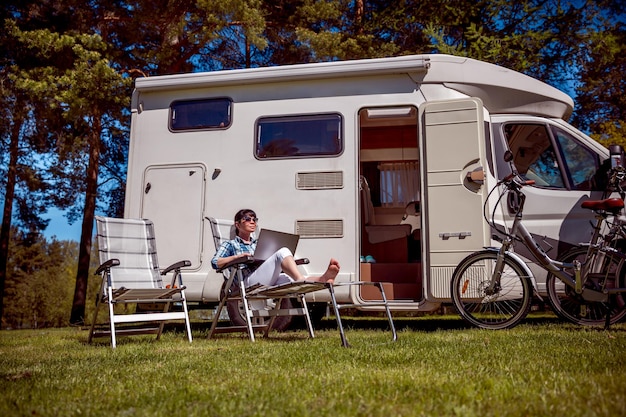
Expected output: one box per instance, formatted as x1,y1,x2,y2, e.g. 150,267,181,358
307,259,340,283
278,254,340,283
247,247,341,286
247,247,294,287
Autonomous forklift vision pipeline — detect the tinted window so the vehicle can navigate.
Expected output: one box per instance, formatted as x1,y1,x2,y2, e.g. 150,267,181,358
504,124,565,188
256,114,342,159
503,123,604,190
552,126,602,190
170,98,232,131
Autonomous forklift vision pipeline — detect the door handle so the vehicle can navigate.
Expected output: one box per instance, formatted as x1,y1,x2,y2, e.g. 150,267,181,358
466,168,484,184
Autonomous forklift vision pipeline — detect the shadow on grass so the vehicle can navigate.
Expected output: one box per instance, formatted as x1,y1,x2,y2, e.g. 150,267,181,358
310,309,564,332
90,310,626,345
188,311,565,334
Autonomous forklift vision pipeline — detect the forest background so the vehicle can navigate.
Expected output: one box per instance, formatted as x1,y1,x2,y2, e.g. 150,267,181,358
1,0,624,329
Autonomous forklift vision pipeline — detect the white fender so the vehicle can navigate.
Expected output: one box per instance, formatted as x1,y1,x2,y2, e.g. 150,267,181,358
482,247,542,299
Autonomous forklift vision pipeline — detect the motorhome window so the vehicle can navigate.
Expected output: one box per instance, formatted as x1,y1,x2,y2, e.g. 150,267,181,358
170,98,231,131
256,114,342,159
379,162,419,207
551,126,602,191
504,123,565,188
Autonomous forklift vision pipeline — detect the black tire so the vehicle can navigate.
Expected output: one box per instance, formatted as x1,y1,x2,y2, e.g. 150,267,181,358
308,302,329,325
226,298,294,331
450,250,533,330
220,280,293,331
290,301,329,329
546,246,626,326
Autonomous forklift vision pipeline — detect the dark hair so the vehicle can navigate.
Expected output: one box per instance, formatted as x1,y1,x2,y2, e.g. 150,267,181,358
234,209,256,235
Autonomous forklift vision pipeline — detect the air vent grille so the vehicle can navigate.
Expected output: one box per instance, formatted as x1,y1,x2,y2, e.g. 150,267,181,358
429,267,455,298
295,220,343,238
296,171,343,190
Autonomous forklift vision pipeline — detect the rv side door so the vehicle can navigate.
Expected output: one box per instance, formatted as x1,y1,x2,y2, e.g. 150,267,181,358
140,164,206,269
419,98,490,300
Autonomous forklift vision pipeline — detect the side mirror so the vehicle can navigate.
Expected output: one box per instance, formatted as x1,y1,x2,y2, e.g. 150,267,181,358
503,149,520,179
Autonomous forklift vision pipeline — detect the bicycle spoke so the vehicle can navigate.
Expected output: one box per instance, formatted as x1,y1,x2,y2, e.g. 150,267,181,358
451,251,532,330
547,246,626,326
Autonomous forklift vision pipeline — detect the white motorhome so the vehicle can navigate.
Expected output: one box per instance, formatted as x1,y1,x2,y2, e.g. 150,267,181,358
125,54,611,320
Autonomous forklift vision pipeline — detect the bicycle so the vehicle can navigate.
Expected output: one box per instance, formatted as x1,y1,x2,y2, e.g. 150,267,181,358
546,167,626,326
450,151,626,329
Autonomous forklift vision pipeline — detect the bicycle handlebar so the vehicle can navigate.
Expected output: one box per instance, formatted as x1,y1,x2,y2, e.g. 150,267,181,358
498,173,535,190
500,166,625,198
487,161,626,235
485,173,535,228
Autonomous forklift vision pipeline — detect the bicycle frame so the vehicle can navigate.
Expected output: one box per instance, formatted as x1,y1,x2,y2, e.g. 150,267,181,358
493,182,618,304
452,160,626,330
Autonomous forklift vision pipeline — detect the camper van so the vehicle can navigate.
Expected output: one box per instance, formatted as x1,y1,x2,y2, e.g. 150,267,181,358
125,54,611,322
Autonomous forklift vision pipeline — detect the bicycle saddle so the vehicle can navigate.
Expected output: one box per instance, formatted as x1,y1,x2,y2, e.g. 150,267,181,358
580,197,624,213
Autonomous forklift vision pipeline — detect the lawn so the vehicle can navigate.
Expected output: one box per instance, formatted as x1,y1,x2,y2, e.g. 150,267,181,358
1,313,625,417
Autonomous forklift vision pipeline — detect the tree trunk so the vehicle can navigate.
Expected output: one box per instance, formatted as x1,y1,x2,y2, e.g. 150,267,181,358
69,117,102,325
355,0,364,34
0,111,24,326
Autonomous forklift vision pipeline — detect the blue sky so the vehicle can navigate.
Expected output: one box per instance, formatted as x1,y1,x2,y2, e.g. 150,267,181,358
0,197,82,242
43,207,82,242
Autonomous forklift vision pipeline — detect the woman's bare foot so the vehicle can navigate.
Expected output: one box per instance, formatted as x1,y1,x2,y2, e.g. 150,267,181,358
318,258,340,283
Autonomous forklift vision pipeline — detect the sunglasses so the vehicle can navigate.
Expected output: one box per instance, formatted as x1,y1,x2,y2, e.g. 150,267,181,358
241,216,258,223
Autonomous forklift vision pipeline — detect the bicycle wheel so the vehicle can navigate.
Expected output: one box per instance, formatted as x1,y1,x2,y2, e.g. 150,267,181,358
546,246,626,326
451,250,533,330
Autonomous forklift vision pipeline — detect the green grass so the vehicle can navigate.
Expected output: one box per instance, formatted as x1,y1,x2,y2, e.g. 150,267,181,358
1,314,626,417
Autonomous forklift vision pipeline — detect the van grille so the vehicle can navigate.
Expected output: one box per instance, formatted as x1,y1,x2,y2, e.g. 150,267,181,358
296,171,343,190
296,220,343,238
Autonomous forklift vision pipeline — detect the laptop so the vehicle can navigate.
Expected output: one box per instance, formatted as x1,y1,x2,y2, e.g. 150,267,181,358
253,229,300,262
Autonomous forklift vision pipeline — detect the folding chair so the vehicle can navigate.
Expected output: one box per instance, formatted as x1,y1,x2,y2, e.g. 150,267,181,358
206,217,326,341
207,217,398,346
327,282,397,348
88,216,193,348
